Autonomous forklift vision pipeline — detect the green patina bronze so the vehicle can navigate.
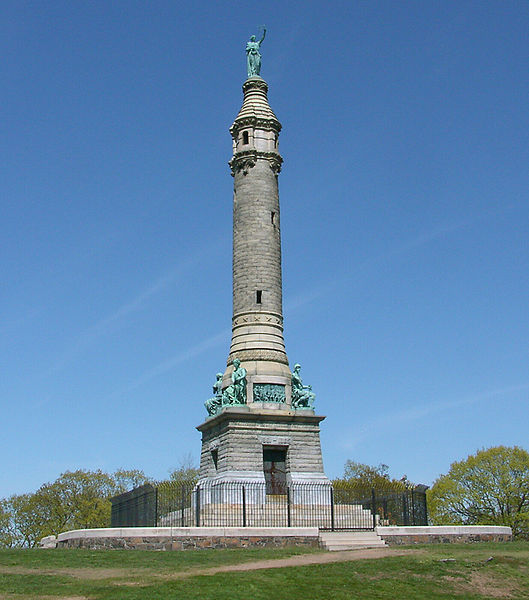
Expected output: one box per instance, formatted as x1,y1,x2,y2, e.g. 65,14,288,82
291,363,315,409
205,360,247,416
205,373,224,416
246,26,266,78
223,358,247,405
253,383,286,403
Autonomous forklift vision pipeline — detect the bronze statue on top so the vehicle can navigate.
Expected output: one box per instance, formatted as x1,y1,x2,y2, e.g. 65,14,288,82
246,27,266,78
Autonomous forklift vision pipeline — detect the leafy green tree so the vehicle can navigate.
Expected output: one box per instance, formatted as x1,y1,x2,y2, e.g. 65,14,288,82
112,468,152,494
0,501,9,547
428,446,529,538
167,454,199,486
0,467,152,547
1,494,46,548
334,461,408,493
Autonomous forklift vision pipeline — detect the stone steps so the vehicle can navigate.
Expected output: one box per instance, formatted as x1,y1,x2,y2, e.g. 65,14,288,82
319,531,387,551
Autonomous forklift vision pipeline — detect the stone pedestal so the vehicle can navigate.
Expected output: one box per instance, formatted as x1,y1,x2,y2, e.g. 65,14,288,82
197,407,330,486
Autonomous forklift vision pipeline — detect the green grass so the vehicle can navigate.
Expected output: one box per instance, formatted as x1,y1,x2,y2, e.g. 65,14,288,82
0,542,527,599
0,544,317,570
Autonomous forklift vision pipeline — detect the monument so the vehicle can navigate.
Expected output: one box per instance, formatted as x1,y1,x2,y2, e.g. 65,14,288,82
197,29,330,494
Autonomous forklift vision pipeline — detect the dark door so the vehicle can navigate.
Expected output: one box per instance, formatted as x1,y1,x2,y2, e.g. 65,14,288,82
263,447,287,495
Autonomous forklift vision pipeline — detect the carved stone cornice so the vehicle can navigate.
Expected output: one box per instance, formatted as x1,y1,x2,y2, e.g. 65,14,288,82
233,311,283,328
227,349,289,366
230,116,282,137
268,155,283,175
229,150,256,176
242,77,268,93
229,150,283,176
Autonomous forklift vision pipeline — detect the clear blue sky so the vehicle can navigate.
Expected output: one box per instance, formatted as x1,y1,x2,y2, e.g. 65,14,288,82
2,1,528,498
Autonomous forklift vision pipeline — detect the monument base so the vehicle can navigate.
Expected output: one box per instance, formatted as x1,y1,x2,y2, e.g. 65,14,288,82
196,406,330,488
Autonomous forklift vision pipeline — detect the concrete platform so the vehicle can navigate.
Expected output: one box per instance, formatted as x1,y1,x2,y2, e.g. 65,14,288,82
376,525,512,545
40,525,513,550
319,531,387,551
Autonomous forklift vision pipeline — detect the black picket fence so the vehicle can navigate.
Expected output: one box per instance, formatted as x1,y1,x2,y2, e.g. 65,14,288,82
111,480,427,530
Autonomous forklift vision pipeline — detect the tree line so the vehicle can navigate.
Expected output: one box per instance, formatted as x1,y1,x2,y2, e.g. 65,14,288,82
1,445,527,547
0,458,200,548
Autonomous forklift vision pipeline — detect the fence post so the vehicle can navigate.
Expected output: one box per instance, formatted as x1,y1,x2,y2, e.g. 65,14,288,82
242,486,247,527
287,486,291,527
371,488,376,530
402,492,408,526
181,484,185,527
411,489,416,526
195,485,201,528
154,487,158,527
330,486,335,532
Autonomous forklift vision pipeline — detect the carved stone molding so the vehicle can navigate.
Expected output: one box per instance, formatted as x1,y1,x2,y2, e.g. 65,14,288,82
229,150,257,176
230,116,282,136
258,435,292,447
229,150,283,177
233,312,283,327
268,156,282,175
242,77,269,93
227,349,289,366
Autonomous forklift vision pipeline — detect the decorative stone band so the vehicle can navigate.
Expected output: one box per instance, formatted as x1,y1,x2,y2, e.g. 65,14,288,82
227,348,289,366
242,77,270,93
233,310,283,328
229,150,283,176
253,383,286,403
230,116,282,135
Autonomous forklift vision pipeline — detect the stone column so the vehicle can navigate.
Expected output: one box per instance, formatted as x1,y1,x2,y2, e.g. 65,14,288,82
224,77,292,406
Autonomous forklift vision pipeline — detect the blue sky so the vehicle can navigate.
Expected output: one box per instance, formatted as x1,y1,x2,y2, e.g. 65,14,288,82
1,1,528,498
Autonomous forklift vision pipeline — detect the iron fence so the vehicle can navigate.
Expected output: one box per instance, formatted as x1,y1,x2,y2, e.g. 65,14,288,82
110,484,157,527
111,480,427,530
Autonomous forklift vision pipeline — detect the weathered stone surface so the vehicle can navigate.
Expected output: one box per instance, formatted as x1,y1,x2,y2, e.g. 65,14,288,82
197,408,329,484
376,525,513,545
55,526,320,550
198,76,329,489
38,535,57,548
51,525,512,551
225,78,290,395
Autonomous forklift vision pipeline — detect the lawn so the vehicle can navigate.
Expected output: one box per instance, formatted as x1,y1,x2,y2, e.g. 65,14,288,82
0,542,527,599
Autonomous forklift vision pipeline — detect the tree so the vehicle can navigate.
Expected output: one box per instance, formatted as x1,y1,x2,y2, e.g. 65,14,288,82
1,494,46,548
428,446,529,538
0,467,152,547
334,461,408,493
112,469,152,494
167,454,199,486
0,501,9,547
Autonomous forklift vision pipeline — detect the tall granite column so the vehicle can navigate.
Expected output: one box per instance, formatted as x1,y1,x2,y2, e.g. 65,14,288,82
197,74,329,488
225,76,292,404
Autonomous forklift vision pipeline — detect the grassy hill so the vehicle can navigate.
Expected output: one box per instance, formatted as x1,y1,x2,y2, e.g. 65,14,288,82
0,542,527,599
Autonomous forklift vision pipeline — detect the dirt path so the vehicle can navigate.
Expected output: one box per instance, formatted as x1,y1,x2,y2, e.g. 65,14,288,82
183,547,418,577
0,547,418,584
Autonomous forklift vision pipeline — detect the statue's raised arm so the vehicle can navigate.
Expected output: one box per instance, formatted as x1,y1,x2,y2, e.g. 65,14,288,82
246,26,266,78
258,27,266,46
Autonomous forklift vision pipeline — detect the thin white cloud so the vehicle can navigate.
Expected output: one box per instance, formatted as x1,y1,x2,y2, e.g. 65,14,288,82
48,238,223,373
340,382,529,450
103,329,229,401
284,213,493,314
